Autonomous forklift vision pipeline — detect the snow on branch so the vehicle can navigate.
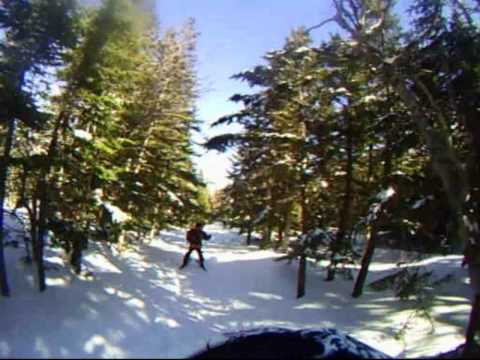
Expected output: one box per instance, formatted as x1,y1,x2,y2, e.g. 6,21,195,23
364,186,396,224
73,129,93,141
260,132,301,140
252,207,270,225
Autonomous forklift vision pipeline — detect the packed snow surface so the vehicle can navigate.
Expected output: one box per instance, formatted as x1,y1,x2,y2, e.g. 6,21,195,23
0,219,473,358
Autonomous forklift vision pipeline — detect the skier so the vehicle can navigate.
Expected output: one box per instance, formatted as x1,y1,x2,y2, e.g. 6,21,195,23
179,222,211,270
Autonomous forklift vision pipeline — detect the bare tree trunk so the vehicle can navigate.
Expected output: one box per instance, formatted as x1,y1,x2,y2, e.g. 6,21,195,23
383,134,392,181
297,181,308,298
0,118,16,297
35,178,49,291
327,114,354,281
367,143,373,184
297,254,306,298
29,188,47,291
262,224,272,247
246,225,252,246
33,112,66,291
32,223,46,291
464,293,480,356
277,227,283,249
261,182,274,248
352,224,378,297
69,234,83,274
283,206,292,250
296,120,309,298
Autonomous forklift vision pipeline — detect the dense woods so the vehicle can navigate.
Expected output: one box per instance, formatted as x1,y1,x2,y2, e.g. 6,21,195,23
2,0,480,354
207,0,480,300
0,0,209,294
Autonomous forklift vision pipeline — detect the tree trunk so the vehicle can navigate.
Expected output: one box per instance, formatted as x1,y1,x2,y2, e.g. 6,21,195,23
33,112,67,291
367,143,373,184
69,235,83,274
464,293,480,356
277,226,283,249
0,118,16,296
33,221,46,291
15,164,28,209
352,224,378,298
261,182,274,248
283,203,292,250
328,114,354,281
464,110,480,255
29,197,37,249
297,254,306,298
295,119,309,298
32,183,48,292
0,118,16,297
246,224,252,246
326,263,335,281
465,113,480,181
262,224,272,247
383,133,393,182
297,180,308,298
0,65,28,296
29,191,46,291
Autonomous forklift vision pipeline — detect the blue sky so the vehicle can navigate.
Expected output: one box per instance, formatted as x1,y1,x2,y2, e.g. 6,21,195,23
155,1,340,191
155,0,413,191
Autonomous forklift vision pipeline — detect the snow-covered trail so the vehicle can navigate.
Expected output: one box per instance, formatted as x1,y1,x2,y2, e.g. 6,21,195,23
0,222,473,358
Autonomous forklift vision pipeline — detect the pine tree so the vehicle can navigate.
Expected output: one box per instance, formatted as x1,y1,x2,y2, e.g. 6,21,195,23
15,0,205,278
0,0,79,294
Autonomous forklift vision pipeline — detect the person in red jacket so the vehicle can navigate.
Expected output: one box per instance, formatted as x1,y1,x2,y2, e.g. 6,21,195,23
179,223,211,270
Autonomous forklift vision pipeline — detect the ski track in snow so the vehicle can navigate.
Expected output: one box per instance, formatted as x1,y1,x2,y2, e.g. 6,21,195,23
0,220,473,358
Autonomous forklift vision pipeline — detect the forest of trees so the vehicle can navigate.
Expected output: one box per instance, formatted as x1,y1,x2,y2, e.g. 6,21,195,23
2,0,480,350
0,0,211,295
207,0,480,299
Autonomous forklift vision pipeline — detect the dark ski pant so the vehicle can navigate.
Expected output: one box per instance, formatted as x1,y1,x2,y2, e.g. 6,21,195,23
181,247,205,268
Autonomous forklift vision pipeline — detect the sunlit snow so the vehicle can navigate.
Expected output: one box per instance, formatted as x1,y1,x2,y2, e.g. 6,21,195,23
1,218,471,358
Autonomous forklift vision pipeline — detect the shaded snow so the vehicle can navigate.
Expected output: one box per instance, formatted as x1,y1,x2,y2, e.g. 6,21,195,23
0,221,472,358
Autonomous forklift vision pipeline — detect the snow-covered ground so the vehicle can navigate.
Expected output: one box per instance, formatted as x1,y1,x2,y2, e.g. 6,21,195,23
0,220,473,358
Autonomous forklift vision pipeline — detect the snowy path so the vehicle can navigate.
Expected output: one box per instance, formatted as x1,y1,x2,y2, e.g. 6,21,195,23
0,223,473,358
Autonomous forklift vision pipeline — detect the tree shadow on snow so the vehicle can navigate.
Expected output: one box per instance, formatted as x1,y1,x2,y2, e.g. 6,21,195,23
0,233,472,358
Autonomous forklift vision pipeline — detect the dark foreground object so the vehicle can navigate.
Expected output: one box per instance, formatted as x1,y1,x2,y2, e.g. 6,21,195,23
190,328,391,359
434,343,480,359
